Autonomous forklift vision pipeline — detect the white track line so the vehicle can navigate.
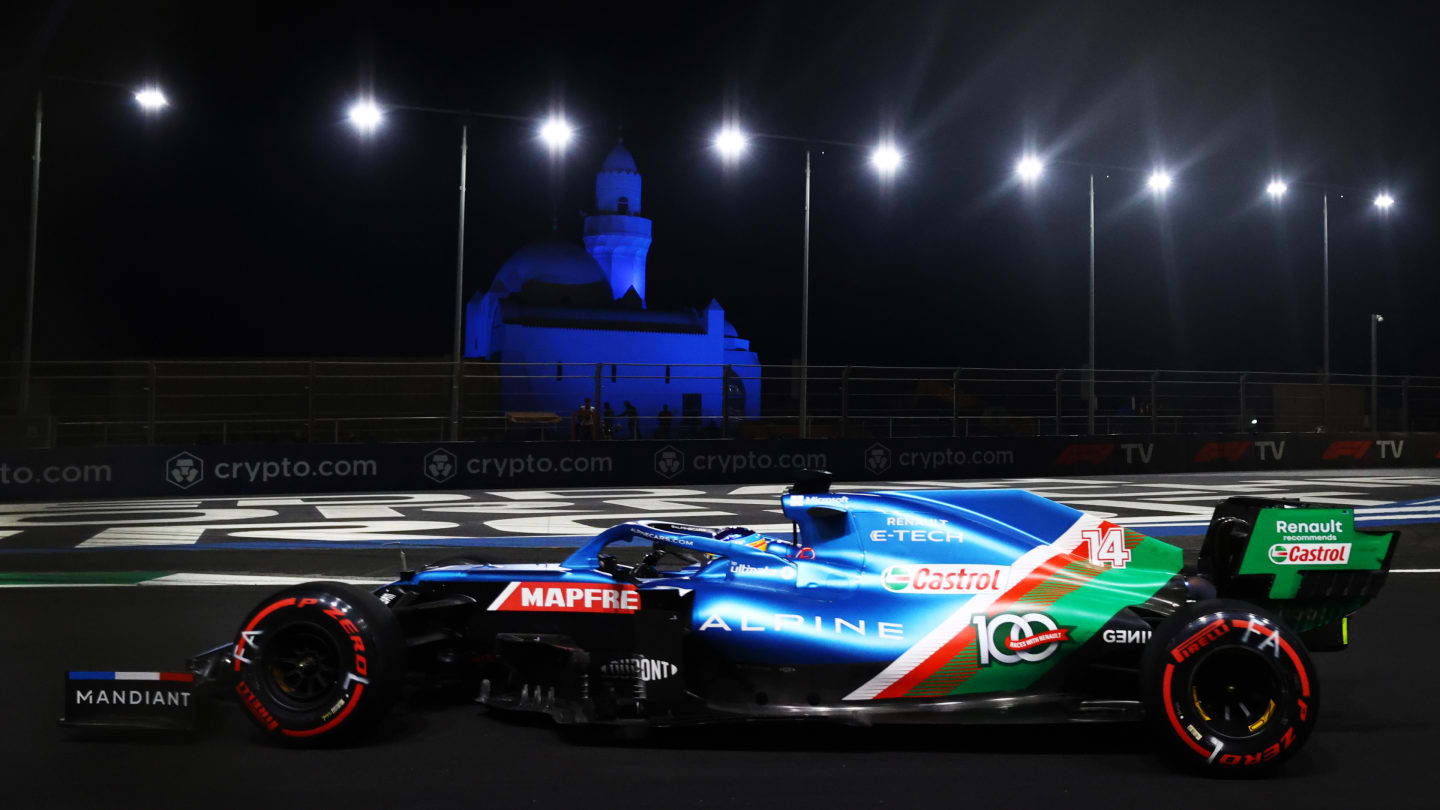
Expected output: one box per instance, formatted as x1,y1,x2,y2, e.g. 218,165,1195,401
145,573,391,587
0,573,391,589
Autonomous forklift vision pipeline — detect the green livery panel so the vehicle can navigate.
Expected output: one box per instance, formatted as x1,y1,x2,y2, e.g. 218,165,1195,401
904,527,1182,697
1238,508,1394,599
1200,498,1398,633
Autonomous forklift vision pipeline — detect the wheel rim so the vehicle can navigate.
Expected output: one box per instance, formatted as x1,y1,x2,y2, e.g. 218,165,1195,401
261,623,342,710
1189,646,1283,739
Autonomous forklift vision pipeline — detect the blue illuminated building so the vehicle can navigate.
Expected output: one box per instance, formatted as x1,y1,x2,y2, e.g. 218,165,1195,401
465,139,760,436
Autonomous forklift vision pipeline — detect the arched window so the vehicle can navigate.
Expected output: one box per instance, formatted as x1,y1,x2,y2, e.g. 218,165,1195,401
616,196,629,213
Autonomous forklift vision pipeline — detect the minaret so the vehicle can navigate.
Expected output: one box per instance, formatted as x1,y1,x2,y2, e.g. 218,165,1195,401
584,138,653,307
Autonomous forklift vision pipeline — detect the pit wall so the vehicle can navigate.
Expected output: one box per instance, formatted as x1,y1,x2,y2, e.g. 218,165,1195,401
0,433,1434,500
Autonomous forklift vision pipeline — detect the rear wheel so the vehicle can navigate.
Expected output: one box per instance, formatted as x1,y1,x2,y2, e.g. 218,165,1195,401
232,581,405,744
1141,598,1317,774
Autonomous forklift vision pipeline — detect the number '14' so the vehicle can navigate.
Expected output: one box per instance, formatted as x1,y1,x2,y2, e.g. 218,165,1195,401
1083,526,1130,568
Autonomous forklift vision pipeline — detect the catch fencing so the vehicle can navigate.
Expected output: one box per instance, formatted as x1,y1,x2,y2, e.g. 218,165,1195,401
2,360,1438,448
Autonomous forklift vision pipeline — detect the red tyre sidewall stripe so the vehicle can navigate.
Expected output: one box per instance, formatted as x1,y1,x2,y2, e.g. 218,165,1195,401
1163,662,1210,757
233,597,297,672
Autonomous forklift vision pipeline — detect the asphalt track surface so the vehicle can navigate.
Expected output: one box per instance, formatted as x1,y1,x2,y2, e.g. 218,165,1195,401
3,469,1439,808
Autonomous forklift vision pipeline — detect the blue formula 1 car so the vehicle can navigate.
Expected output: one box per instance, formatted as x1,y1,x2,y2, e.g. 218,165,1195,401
63,474,1396,773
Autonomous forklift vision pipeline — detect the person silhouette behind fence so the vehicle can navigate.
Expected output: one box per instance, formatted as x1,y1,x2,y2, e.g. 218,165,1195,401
621,401,640,439
602,402,615,439
657,404,673,439
575,397,597,440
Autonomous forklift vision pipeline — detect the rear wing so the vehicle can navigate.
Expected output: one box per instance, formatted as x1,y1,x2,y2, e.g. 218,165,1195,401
1197,497,1397,641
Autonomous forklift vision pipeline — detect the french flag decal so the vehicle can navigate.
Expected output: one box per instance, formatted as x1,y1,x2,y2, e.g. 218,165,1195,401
68,671,194,682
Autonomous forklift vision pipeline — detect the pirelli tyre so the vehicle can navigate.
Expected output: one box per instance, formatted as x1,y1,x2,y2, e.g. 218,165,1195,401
231,581,405,744
1141,598,1317,774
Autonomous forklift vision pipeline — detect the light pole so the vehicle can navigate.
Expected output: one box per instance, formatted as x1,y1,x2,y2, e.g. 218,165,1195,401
1015,157,1169,435
17,83,168,416
1266,180,1395,428
1371,313,1383,430
713,127,900,438
1369,203,1394,428
1088,173,1094,434
348,100,569,440
801,147,811,439
19,92,42,418
453,123,469,440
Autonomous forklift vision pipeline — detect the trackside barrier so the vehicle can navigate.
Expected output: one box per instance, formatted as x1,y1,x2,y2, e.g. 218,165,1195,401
7,361,1440,448
0,432,1437,500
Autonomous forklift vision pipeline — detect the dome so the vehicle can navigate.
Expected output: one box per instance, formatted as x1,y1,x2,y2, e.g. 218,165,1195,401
601,142,637,173
488,241,609,298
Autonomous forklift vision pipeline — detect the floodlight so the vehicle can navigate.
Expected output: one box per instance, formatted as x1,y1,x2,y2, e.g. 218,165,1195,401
1016,155,1044,182
714,127,747,158
348,100,382,131
540,116,573,149
134,88,168,110
871,143,902,175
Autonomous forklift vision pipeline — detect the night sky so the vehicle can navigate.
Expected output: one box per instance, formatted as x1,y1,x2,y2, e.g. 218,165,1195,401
3,1,1436,377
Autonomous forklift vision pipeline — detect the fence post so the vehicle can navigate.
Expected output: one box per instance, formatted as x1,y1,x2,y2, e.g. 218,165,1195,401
722,364,731,438
306,361,316,443
455,357,466,441
840,366,852,438
146,361,157,445
1238,373,1248,431
1322,372,1330,431
1401,376,1411,433
952,368,962,438
1150,371,1159,435
593,363,602,440
1054,370,1063,436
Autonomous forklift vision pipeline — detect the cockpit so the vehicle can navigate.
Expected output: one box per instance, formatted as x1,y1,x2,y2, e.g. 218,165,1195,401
564,522,801,582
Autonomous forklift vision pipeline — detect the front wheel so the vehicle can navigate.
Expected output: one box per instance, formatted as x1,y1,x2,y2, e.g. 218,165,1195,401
231,581,406,744
1141,598,1317,774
